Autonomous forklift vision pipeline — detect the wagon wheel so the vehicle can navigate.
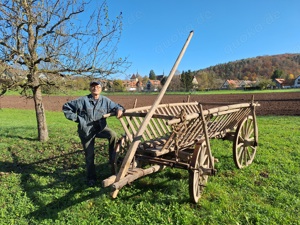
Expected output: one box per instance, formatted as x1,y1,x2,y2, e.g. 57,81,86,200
111,136,129,174
189,140,211,203
112,136,140,174
233,115,258,169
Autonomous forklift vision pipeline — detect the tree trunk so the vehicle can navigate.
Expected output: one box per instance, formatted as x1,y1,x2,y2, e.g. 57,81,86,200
33,86,49,142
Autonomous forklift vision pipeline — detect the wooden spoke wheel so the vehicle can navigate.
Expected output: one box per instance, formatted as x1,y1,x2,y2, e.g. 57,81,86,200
112,136,129,174
112,136,140,174
189,140,211,203
233,115,258,169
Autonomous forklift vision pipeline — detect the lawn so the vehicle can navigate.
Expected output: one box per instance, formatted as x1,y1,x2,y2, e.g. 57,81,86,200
0,108,299,224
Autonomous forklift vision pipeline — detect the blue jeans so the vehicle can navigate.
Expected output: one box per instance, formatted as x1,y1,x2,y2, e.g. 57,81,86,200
80,126,118,180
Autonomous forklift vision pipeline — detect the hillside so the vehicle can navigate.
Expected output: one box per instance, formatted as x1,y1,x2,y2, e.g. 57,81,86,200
197,53,300,80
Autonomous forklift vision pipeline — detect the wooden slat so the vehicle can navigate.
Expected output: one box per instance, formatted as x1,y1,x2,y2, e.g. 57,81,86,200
134,114,152,140
152,118,164,136
224,112,240,131
155,108,171,133
208,114,230,136
191,104,199,112
180,118,201,146
148,118,159,138
157,117,168,134
119,118,133,142
131,116,149,140
186,105,195,114
124,116,138,137
167,103,259,126
161,105,172,115
213,113,235,135
168,105,177,116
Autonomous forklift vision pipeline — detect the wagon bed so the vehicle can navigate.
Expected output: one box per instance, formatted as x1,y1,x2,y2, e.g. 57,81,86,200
102,97,259,203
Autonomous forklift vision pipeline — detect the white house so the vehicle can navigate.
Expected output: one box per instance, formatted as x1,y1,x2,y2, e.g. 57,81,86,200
293,75,300,88
220,79,257,89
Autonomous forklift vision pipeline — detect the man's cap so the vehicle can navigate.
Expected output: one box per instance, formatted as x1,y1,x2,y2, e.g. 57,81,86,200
89,80,102,87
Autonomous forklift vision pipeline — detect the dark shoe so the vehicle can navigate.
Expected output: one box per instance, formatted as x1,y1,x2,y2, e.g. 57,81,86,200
87,179,96,187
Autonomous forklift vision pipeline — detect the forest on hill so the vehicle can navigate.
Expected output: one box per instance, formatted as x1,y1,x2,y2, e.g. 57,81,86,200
197,53,300,81
2,53,300,93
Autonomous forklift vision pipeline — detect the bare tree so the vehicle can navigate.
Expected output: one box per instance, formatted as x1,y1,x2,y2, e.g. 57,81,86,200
0,0,129,141
167,75,181,91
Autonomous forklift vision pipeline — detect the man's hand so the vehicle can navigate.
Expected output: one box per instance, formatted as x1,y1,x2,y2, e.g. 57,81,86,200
116,109,123,119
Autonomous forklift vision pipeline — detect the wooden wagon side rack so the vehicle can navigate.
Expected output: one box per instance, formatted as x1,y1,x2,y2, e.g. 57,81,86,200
102,97,260,203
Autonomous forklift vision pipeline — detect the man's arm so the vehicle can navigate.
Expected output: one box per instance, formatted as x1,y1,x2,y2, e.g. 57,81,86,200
62,100,79,122
116,109,123,119
106,98,125,119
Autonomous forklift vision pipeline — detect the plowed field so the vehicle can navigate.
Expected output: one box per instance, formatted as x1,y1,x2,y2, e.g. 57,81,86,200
1,91,300,116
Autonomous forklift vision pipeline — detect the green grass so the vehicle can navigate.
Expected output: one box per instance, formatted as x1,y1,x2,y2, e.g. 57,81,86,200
0,109,299,224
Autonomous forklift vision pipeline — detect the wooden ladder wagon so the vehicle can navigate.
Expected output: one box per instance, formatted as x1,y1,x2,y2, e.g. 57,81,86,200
102,97,260,203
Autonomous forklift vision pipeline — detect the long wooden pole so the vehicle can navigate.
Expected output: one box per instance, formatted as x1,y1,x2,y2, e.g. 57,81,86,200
111,31,194,198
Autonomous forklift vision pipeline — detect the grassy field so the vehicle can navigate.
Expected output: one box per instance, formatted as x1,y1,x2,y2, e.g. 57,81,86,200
0,108,299,224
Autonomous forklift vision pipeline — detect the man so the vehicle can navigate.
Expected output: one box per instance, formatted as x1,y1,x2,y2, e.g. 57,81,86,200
62,81,124,187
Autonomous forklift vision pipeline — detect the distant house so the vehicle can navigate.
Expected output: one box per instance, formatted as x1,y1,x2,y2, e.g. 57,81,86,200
293,75,300,88
122,73,143,91
220,79,257,89
274,78,295,89
192,76,198,85
274,78,285,88
240,80,257,88
122,80,136,91
220,80,242,89
146,79,161,91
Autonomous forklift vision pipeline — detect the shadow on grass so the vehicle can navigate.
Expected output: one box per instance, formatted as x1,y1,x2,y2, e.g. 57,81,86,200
3,134,37,141
1,142,206,221
0,144,113,221
0,126,39,141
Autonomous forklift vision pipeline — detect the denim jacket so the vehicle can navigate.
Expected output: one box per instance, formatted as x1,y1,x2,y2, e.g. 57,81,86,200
62,94,124,139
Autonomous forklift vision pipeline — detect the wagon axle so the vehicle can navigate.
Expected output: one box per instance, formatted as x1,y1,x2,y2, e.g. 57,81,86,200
190,166,217,176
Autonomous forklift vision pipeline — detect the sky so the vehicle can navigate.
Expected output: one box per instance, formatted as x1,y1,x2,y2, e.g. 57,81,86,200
99,1,300,79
